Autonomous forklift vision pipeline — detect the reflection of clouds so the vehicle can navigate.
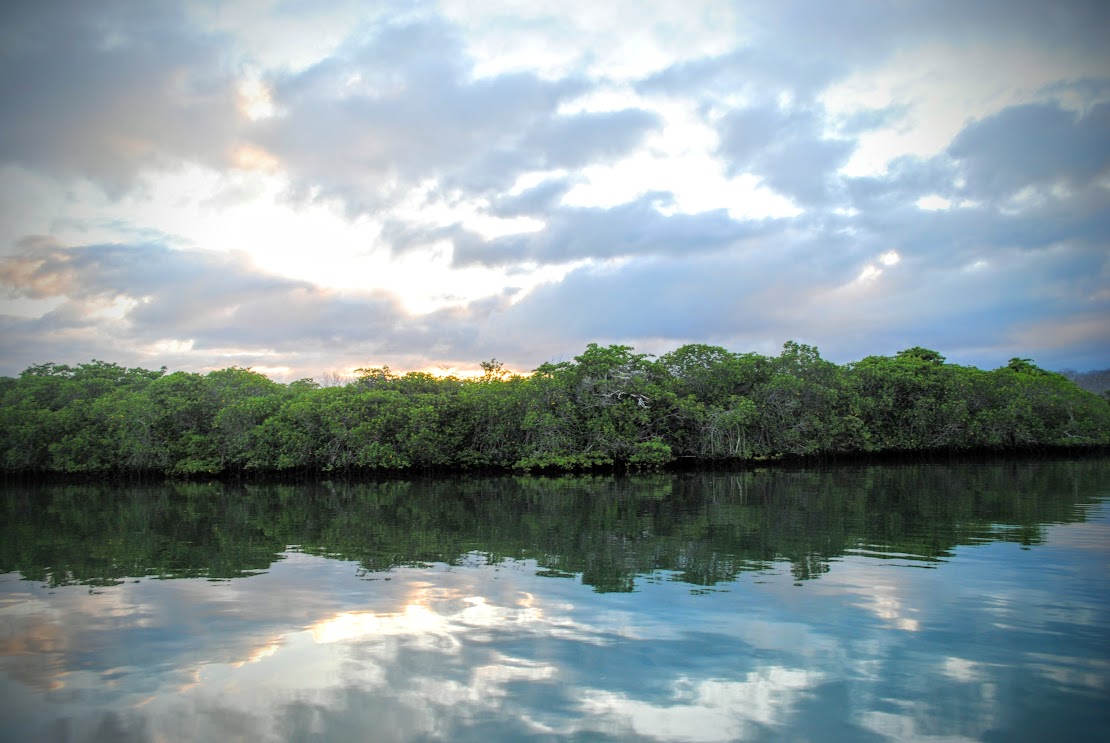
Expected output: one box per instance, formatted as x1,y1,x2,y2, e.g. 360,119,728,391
0,556,909,740
309,581,583,650
409,653,560,737
0,571,330,735
937,656,1000,729
0,590,68,693
942,656,983,683
1025,652,1109,694
982,586,1105,638
239,561,805,737
814,560,923,632
860,709,982,743
311,610,387,643
228,639,282,668
1043,518,1110,555
576,668,821,742
865,592,920,632
145,564,614,741
3,519,1108,743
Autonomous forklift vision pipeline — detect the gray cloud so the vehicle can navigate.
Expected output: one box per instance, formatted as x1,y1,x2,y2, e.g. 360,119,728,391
459,194,779,267
949,101,1110,201
512,109,662,171
0,6,658,215
253,20,660,214
489,254,784,347
757,0,1110,58
0,0,240,193
1,187,1106,378
844,156,958,212
638,47,841,111
832,101,1110,279
375,186,782,269
717,105,853,205
489,178,574,217
482,212,1110,371
443,108,661,197
641,0,1109,103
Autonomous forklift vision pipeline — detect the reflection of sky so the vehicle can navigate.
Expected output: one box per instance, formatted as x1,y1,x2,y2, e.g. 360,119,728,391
2,505,1108,742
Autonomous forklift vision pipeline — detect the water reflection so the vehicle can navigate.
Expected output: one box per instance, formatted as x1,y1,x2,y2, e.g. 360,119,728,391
2,557,834,741
1,460,1108,742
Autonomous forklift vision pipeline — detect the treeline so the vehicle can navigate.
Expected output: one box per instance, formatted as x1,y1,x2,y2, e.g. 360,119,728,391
1,342,1108,477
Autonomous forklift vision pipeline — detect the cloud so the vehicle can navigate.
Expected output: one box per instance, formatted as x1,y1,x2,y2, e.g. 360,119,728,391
439,0,744,81
251,19,663,214
717,105,853,205
0,7,659,216
490,178,574,217
480,213,1110,370
451,194,775,267
839,99,1110,271
637,0,1110,104
483,244,852,358
949,101,1110,200
1,1,1108,375
0,238,490,375
0,0,240,193
512,109,663,171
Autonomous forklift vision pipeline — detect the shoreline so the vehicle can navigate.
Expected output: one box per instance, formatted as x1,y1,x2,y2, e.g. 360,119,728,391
5,444,1107,485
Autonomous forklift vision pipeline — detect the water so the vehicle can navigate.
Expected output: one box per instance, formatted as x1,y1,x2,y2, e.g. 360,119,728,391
1,460,1108,742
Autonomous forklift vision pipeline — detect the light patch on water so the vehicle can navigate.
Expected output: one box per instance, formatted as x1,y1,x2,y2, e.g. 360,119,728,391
575,667,822,742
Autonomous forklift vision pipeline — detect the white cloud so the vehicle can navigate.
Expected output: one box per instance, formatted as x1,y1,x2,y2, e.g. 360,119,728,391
916,195,952,211
438,0,745,81
577,669,822,741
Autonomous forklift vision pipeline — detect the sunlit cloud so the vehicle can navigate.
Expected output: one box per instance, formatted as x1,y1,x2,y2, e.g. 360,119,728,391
857,264,883,283
236,78,277,121
231,144,280,171
916,194,952,211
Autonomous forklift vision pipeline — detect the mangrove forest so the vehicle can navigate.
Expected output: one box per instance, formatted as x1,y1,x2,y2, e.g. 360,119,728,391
1,342,1108,477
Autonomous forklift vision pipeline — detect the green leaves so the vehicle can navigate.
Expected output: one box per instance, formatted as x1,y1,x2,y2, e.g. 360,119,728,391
1,346,1107,478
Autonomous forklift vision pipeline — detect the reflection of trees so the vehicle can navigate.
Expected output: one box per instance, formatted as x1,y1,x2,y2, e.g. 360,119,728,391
1,459,1105,591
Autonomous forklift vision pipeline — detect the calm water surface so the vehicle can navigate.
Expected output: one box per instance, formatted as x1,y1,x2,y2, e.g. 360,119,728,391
1,460,1108,742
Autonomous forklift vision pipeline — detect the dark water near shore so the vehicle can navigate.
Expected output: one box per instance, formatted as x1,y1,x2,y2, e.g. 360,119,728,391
2,460,1108,742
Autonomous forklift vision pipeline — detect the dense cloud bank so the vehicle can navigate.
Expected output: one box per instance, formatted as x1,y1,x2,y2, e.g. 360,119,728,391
2,343,1107,477
1,1,1108,376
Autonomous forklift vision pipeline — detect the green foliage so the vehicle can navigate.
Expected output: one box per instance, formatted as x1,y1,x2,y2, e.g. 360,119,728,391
514,451,615,472
897,347,946,364
628,439,674,469
1,345,1107,477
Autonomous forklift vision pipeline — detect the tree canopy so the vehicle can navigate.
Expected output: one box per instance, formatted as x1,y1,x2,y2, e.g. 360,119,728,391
1,344,1107,477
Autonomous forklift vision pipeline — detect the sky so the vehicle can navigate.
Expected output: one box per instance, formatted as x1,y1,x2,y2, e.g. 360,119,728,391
1,0,1108,380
